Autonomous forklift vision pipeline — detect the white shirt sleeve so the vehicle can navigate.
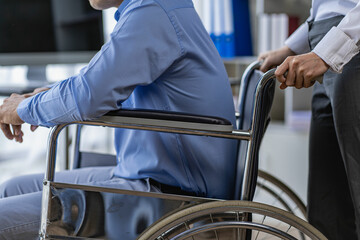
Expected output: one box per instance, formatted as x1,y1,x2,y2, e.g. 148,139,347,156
313,1,360,73
284,7,313,54
285,23,311,54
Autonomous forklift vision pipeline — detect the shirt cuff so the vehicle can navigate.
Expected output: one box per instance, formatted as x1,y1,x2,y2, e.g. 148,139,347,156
285,23,311,54
17,96,38,126
313,26,360,73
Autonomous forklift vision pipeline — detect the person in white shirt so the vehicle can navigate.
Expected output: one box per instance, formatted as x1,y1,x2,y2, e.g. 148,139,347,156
259,0,360,239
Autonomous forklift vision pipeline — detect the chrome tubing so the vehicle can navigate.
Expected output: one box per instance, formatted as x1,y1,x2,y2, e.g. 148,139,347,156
237,61,263,111
45,123,70,181
240,68,276,201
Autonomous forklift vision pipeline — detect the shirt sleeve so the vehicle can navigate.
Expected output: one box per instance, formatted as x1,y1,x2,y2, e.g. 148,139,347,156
285,8,313,54
313,2,360,73
17,3,182,127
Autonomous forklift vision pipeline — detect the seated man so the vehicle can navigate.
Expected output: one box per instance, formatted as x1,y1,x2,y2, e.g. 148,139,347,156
0,0,237,239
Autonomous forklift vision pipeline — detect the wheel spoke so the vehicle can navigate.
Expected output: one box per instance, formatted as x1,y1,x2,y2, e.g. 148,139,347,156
261,215,266,225
254,229,261,240
209,213,219,240
183,222,195,240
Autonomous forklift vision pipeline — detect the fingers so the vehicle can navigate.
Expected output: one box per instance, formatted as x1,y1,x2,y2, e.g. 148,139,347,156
260,58,274,73
23,93,33,98
294,74,304,89
303,70,318,88
279,82,288,90
33,87,50,94
0,123,14,140
259,52,277,73
275,59,289,86
11,125,24,143
258,46,296,73
275,54,325,89
0,124,24,142
258,53,268,72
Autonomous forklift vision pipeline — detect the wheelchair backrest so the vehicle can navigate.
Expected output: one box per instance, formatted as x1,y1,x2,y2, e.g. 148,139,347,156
233,62,275,201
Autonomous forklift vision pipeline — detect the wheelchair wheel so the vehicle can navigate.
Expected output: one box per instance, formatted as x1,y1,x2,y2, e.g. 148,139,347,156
137,200,326,240
255,170,307,220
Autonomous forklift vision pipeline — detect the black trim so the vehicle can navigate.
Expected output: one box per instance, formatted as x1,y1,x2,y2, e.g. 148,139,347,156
105,109,232,126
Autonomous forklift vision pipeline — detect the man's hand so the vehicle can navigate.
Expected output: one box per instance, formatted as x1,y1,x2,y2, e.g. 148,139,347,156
258,46,296,73
0,87,49,142
0,94,25,125
275,52,329,89
0,93,26,142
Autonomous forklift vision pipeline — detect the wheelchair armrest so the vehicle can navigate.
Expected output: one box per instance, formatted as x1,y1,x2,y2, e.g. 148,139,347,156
98,108,234,132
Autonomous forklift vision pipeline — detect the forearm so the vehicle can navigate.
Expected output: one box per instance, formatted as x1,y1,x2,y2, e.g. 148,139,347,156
17,77,91,127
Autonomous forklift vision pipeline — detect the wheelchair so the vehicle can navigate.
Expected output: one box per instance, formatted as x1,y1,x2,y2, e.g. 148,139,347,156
39,61,326,239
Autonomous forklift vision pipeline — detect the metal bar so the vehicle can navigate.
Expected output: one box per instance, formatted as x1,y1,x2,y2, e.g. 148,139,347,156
45,124,68,181
49,181,214,203
65,127,70,170
240,139,254,201
39,180,53,240
72,125,83,169
240,69,276,201
72,120,251,140
237,61,262,110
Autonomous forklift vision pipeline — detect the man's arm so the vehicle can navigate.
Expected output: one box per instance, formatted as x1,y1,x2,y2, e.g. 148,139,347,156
16,4,181,128
313,1,360,73
276,2,360,89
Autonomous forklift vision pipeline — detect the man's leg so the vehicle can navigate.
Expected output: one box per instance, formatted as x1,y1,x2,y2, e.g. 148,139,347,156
0,166,115,198
331,53,360,238
308,82,357,239
0,192,42,240
0,166,115,240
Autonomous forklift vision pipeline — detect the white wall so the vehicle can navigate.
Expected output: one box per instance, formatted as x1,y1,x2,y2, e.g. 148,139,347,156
259,122,310,203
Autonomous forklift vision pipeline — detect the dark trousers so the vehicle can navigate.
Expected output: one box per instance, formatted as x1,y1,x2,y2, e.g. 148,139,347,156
308,16,360,239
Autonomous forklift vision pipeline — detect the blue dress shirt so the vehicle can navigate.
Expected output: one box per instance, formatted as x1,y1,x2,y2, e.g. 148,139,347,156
17,0,237,199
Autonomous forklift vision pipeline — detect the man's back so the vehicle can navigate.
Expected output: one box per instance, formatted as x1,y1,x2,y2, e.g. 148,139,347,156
112,0,238,199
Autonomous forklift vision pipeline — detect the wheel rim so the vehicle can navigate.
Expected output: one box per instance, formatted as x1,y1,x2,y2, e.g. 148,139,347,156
138,201,326,240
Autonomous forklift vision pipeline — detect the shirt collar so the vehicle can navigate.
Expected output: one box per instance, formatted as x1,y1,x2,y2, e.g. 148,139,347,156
114,0,132,21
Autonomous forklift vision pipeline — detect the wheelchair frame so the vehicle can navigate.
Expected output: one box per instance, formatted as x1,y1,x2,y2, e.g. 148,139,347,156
39,63,325,239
